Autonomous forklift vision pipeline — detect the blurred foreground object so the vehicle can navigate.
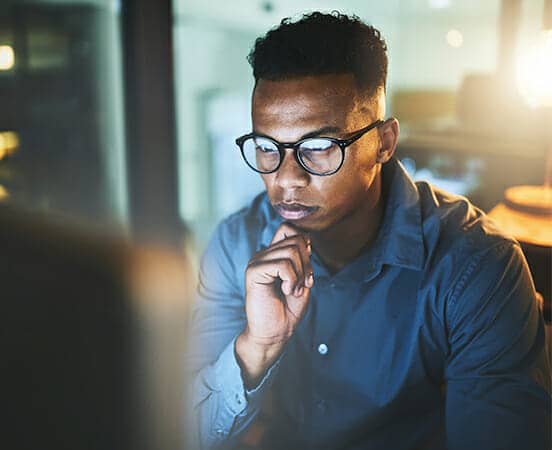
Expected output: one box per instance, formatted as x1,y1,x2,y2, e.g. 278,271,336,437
0,203,192,450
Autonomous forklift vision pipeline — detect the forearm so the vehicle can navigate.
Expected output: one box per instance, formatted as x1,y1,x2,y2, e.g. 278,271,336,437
190,337,280,449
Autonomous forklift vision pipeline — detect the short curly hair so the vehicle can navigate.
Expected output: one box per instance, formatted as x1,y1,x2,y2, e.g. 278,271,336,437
248,11,388,98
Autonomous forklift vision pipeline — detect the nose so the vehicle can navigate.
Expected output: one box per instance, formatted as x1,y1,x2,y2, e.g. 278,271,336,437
275,148,310,190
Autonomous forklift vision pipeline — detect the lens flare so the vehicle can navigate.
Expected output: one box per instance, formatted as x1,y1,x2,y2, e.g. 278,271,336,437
0,45,15,71
517,31,552,108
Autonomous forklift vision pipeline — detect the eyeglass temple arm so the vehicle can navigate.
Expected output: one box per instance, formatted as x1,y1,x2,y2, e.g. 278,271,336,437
342,120,384,146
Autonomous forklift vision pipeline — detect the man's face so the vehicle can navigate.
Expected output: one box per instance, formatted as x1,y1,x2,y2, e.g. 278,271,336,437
252,74,385,232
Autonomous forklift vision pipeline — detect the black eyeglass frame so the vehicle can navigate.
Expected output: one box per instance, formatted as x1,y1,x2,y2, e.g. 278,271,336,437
235,119,385,176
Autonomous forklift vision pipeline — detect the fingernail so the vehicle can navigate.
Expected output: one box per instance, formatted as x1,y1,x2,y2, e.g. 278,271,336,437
296,286,304,297
307,273,314,287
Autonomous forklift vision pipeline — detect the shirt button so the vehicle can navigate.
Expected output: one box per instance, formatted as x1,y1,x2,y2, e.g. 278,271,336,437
317,343,328,355
316,399,326,412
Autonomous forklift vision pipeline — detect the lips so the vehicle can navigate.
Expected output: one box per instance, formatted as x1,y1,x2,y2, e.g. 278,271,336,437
274,203,319,220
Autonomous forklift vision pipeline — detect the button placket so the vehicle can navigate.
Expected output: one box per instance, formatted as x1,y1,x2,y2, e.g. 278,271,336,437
311,275,343,356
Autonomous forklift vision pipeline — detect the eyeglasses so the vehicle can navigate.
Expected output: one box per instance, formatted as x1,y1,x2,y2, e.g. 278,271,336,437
235,119,384,176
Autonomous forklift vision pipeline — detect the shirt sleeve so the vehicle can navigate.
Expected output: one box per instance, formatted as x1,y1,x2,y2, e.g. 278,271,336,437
184,221,280,450
444,240,551,450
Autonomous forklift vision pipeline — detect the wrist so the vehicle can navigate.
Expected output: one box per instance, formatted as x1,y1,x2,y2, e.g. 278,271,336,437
235,329,286,389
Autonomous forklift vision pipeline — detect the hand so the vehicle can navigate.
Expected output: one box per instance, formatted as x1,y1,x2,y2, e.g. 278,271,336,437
236,222,314,387
245,222,313,344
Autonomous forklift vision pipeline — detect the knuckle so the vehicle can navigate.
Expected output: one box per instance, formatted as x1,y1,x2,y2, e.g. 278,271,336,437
245,261,257,274
288,235,309,251
282,258,294,269
281,239,302,252
282,259,297,276
288,236,303,246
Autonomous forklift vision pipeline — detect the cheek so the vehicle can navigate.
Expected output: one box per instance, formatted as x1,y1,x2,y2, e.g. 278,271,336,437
344,151,379,190
260,174,273,190
318,162,377,210
315,173,356,208
260,173,284,201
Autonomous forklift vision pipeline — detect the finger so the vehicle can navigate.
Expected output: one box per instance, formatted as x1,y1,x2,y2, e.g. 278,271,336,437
298,237,313,288
271,222,307,246
247,258,300,297
250,246,304,291
281,236,312,292
285,283,311,319
271,224,313,290
257,236,313,293
276,235,313,290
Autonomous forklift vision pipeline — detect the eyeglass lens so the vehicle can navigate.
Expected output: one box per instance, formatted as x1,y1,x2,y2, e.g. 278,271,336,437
241,137,342,175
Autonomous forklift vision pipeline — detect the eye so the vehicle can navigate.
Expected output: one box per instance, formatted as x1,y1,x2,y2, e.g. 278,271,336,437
252,138,278,153
256,144,277,153
299,138,334,152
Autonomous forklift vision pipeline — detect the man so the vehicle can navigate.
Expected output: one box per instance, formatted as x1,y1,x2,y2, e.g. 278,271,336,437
187,12,551,450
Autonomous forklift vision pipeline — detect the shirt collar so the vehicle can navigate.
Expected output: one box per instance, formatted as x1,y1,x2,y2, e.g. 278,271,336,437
368,157,425,273
258,157,425,277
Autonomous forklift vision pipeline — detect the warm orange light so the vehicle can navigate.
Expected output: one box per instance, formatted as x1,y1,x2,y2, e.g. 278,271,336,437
517,30,552,108
0,45,15,71
0,131,20,159
0,185,8,200
488,185,552,247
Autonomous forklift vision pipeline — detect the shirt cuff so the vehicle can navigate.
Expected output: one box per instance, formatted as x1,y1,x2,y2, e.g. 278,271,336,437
214,335,282,417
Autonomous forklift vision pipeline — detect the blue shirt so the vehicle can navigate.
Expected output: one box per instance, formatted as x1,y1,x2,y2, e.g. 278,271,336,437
186,158,551,450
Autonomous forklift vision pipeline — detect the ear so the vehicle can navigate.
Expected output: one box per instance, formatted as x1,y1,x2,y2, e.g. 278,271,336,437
376,117,399,164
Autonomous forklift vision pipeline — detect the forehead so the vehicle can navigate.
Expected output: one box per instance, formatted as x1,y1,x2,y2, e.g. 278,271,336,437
252,74,363,135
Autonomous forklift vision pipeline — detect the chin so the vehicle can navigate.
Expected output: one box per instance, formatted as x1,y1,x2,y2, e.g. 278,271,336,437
290,213,335,233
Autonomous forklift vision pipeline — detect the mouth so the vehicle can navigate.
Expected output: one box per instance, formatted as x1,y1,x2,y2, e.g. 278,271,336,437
274,202,319,220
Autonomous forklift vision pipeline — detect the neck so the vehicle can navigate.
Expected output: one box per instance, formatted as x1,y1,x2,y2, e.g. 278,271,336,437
311,172,385,274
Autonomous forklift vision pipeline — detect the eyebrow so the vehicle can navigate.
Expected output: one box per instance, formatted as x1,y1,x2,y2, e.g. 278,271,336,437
299,126,342,139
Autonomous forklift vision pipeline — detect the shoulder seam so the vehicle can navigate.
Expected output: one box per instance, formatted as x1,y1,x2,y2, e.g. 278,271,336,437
447,240,519,327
